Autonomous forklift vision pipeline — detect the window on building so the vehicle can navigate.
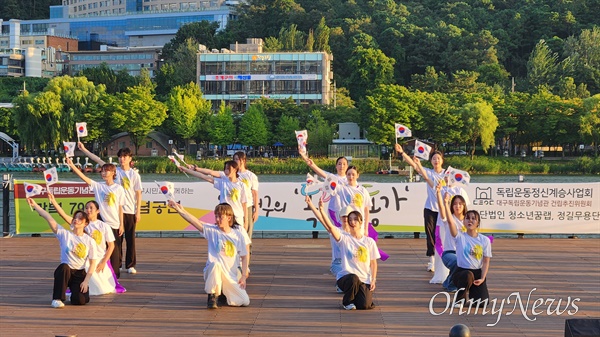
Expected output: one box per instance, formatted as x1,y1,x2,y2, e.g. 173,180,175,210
202,62,222,75
250,61,271,74
201,81,221,95
119,141,126,149
146,141,153,149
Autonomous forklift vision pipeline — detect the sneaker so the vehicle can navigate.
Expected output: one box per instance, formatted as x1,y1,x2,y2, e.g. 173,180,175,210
343,303,356,310
207,294,218,309
51,300,65,308
217,294,228,306
335,285,343,293
127,267,137,274
426,262,434,272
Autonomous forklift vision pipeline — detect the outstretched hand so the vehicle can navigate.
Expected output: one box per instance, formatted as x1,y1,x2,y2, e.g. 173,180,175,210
77,142,86,151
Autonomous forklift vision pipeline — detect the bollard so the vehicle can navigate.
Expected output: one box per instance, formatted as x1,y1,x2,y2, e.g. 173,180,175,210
449,323,471,337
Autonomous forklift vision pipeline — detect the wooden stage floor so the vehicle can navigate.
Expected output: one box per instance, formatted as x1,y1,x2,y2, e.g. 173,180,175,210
1,237,599,336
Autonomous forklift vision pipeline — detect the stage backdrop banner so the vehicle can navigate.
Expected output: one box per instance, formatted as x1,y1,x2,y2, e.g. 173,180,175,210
14,180,600,234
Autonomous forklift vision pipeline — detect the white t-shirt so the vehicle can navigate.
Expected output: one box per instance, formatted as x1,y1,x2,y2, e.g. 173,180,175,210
56,227,99,270
421,167,446,211
455,232,492,270
213,173,248,226
334,227,380,284
85,219,115,256
115,167,142,215
338,183,372,215
89,180,125,229
437,186,470,251
201,224,248,280
238,170,259,208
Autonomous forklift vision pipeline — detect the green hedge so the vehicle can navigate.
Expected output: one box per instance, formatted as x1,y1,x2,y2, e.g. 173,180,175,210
129,155,600,175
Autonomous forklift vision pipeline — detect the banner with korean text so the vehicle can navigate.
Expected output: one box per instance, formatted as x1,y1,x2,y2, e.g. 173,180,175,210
14,180,599,234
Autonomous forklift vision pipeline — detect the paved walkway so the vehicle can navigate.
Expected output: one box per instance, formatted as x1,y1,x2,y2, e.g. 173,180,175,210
1,237,599,336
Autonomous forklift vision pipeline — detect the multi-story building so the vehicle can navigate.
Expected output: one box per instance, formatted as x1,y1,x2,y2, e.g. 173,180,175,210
197,38,334,111
67,45,162,77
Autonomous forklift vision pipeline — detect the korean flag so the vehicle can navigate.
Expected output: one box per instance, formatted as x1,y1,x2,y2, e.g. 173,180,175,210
155,181,175,201
445,166,470,187
167,155,181,168
63,141,76,157
43,167,59,187
395,123,412,138
24,182,44,198
295,130,308,154
75,122,88,138
322,174,339,197
414,139,432,161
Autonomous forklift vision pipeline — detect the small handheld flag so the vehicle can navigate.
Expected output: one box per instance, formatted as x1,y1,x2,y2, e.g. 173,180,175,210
75,122,88,139
414,140,432,161
295,130,308,154
167,155,180,167
445,166,470,187
395,123,412,138
24,182,44,198
172,149,188,165
155,181,175,201
63,142,76,157
43,167,59,187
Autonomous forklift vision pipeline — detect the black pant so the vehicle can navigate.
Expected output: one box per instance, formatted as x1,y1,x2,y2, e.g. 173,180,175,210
121,213,137,269
452,267,489,304
53,263,90,305
336,274,374,310
423,208,438,257
111,227,122,278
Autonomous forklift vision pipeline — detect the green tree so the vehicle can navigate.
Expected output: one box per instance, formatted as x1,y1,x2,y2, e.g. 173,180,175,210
527,40,559,91
155,38,199,98
410,66,448,92
361,84,423,145
165,83,212,147
77,63,135,94
209,102,235,152
238,105,269,148
274,114,301,146
305,29,315,52
314,17,331,53
306,109,334,156
347,46,396,100
279,24,305,51
263,37,283,52
460,101,498,158
562,27,600,94
580,94,600,156
161,21,220,60
112,85,168,154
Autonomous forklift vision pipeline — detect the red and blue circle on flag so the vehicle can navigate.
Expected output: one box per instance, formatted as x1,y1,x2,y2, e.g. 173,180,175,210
398,127,405,134
454,173,463,182
78,126,85,133
26,186,34,192
418,146,425,153
329,181,337,190
45,174,53,181
160,186,169,194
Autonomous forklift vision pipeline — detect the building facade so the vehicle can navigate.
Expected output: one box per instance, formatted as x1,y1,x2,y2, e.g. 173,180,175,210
197,39,333,111
67,45,161,77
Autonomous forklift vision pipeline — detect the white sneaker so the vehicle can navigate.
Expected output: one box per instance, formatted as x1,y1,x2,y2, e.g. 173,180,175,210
51,300,65,308
343,303,356,310
127,267,137,274
427,262,434,272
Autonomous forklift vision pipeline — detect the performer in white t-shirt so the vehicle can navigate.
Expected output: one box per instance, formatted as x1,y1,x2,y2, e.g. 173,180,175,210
438,184,492,308
66,157,126,278
28,198,98,308
168,201,250,309
305,196,380,310
234,151,259,239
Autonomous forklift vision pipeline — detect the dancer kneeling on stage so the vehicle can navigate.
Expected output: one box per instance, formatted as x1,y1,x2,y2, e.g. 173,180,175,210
168,200,250,309
305,196,379,310
28,198,98,308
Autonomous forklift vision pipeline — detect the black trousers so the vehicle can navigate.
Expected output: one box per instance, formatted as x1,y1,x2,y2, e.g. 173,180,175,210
336,274,374,310
121,213,137,269
423,208,438,257
452,267,489,304
53,263,90,305
111,227,122,278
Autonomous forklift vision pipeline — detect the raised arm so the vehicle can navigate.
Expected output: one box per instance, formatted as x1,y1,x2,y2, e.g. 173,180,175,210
65,157,93,185
438,187,458,238
304,196,341,241
168,200,205,233
180,165,214,183
395,144,427,178
188,164,221,178
78,142,105,166
27,198,59,234
299,146,328,179
435,183,447,223
47,192,73,224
